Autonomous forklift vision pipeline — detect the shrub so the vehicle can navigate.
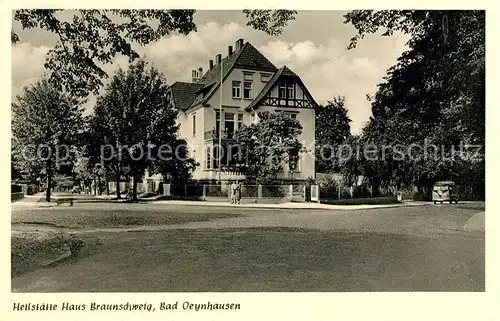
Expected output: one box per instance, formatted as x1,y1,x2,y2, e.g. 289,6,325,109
261,185,287,198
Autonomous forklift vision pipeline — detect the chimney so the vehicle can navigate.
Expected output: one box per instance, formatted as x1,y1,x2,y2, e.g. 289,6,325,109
235,38,244,51
216,53,222,65
198,67,203,76
228,45,233,56
209,59,214,69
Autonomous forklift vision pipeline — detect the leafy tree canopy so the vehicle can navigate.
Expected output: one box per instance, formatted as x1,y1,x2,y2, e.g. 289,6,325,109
12,9,297,98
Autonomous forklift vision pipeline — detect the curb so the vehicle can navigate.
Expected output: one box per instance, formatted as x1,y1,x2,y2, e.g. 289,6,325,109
151,200,429,210
463,212,485,232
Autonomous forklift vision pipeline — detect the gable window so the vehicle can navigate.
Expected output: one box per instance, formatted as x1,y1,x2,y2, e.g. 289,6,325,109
278,83,296,99
287,84,295,99
192,114,196,137
232,81,241,98
243,81,253,99
278,84,286,98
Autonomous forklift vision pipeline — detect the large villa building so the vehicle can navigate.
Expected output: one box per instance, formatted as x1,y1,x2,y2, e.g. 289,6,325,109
147,38,318,188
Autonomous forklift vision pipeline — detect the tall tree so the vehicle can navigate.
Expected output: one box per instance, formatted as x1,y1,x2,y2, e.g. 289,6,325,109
236,111,303,184
344,10,485,197
88,59,182,201
12,9,297,98
315,96,352,173
12,77,83,201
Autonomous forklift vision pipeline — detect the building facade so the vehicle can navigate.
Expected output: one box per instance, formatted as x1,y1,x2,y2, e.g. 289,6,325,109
165,38,318,183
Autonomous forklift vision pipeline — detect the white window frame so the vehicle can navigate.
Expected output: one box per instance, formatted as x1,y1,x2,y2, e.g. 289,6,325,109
289,152,301,172
243,80,253,99
278,84,286,98
287,83,295,99
237,113,243,130
232,81,241,99
205,146,211,170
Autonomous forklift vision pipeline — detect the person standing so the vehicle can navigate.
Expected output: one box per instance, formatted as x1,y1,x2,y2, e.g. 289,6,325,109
234,181,242,205
230,181,235,204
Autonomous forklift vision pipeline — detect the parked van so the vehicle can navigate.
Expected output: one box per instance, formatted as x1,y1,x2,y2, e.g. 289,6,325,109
432,181,459,204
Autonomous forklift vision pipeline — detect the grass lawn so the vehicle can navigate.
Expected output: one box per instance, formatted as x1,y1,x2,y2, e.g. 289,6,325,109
12,227,484,292
11,208,242,228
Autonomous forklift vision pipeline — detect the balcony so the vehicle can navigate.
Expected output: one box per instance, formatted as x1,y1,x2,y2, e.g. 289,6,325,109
204,129,237,141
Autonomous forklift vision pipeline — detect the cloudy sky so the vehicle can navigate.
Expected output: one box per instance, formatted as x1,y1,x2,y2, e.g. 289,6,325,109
11,10,409,133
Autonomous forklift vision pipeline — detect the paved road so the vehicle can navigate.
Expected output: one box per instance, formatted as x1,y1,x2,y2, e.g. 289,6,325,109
11,202,485,292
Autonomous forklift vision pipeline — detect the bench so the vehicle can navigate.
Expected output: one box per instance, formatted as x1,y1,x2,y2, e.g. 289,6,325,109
54,197,74,206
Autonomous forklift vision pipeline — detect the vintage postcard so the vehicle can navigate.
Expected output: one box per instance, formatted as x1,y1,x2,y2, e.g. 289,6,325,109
2,2,497,321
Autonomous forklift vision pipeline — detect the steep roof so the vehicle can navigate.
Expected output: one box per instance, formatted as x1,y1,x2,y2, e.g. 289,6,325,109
245,65,319,111
169,82,204,111
189,41,278,108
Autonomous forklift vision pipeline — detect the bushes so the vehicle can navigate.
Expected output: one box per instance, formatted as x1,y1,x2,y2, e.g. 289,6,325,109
261,185,287,198
321,196,398,205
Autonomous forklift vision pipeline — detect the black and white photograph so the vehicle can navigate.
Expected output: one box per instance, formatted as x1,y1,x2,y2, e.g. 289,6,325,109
8,7,486,298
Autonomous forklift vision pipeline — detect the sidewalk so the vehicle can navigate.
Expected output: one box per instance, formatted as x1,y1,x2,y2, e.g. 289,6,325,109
151,200,429,210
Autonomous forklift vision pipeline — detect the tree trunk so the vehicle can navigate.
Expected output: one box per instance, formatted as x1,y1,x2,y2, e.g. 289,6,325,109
105,171,109,196
116,169,121,199
45,160,52,202
132,174,138,202
97,174,102,195
93,173,97,196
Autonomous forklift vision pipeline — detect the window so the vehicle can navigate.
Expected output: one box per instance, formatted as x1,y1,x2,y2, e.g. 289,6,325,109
243,81,253,99
280,111,297,119
287,84,295,99
205,147,211,169
224,113,235,139
237,114,243,130
278,84,286,98
289,151,301,172
215,111,221,136
213,146,220,169
232,81,241,98
278,83,295,99
192,114,196,137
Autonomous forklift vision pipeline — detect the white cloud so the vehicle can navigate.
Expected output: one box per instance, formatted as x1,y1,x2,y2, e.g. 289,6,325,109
10,21,409,134
143,21,252,83
260,35,408,133
11,42,50,98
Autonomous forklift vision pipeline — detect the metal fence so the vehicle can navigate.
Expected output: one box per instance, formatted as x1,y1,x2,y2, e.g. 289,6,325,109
169,183,296,200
